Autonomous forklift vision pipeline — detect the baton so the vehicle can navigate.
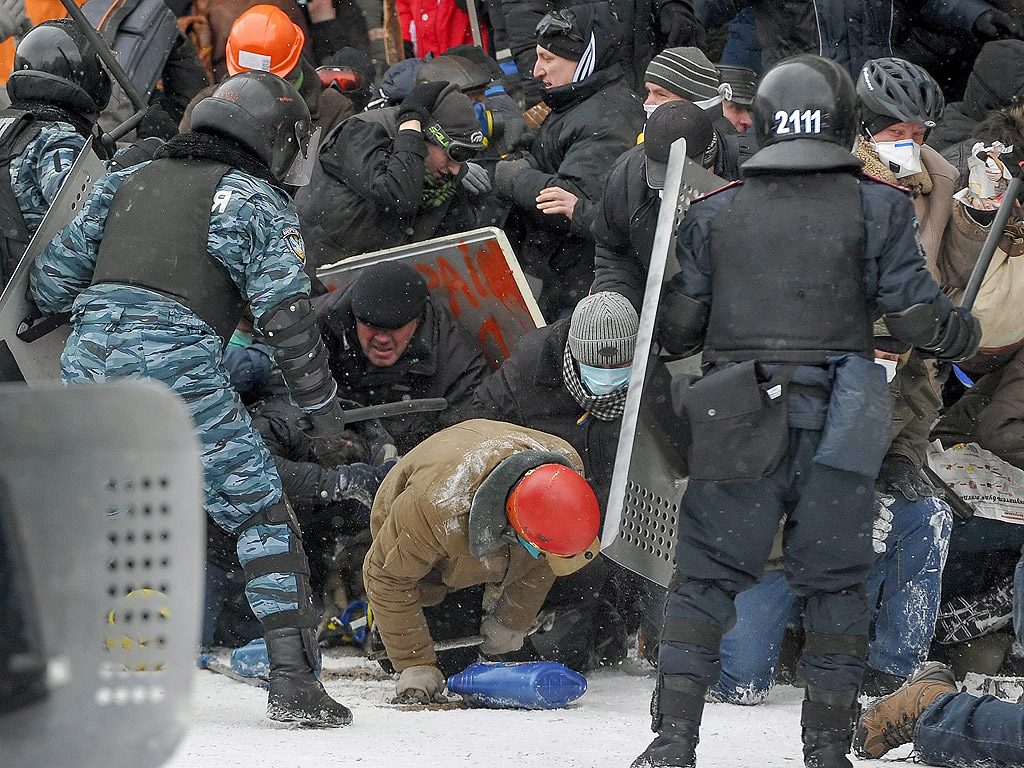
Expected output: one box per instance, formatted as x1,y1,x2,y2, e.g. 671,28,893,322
340,397,447,424
197,654,268,689
367,635,484,662
960,164,1024,311
921,464,975,521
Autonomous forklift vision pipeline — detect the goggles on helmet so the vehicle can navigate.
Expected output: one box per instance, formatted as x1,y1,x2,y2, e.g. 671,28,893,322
424,121,485,163
536,10,583,42
317,66,364,94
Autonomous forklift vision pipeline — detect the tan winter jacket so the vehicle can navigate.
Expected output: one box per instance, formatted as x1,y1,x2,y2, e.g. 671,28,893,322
363,419,585,672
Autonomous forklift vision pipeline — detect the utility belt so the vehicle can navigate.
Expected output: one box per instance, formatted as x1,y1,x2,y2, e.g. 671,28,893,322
671,355,892,482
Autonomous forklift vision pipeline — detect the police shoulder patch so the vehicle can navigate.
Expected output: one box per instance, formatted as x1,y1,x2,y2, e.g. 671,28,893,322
282,226,305,262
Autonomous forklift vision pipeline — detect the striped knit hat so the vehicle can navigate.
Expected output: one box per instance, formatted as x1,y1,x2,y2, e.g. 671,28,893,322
645,47,720,102
567,292,638,367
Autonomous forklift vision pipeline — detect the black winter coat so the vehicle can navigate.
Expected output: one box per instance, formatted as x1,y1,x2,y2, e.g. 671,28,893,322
502,68,644,314
928,40,1024,153
592,145,658,311
316,289,489,453
295,107,479,269
696,0,988,78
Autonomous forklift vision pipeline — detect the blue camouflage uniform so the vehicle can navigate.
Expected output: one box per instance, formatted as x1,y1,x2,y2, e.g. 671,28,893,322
10,122,86,233
30,163,328,622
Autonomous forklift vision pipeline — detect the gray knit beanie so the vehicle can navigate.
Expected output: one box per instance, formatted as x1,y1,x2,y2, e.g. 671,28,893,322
645,47,720,101
567,292,639,367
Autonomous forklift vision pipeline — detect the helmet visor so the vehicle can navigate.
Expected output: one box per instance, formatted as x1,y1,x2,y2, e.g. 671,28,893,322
283,123,321,187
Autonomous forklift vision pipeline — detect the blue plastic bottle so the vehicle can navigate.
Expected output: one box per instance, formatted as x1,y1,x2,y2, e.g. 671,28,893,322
446,661,587,709
230,638,269,679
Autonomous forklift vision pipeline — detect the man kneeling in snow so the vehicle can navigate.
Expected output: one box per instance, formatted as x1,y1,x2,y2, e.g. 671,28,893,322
363,419,601,703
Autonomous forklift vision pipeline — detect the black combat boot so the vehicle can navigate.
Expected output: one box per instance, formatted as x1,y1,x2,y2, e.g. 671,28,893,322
265,627,352,727
801,686,859,768
631,716,700,768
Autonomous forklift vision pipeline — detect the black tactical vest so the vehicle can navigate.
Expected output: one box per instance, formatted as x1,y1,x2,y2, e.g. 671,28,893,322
703,172,873,364
0,109,44,288
91,158,244,346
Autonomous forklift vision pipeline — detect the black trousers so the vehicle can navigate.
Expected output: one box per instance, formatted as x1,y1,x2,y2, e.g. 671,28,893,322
660,427,875,693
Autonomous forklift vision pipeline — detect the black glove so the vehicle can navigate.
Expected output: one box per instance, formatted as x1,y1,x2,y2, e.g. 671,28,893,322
974,9,1024,42
928,306,982,363
493,155,536,198
877,454,937,502
397,80,450,126
657,2,704,48
137,105,178,142
333,459,397,507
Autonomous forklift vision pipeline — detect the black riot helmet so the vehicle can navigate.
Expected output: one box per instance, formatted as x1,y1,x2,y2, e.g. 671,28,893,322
190,71,320,186
7,19,111,118
416,55,492,97
857,57,945,135
744,54,862,175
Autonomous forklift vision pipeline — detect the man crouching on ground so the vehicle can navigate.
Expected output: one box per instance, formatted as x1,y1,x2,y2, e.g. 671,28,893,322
363,419,601,703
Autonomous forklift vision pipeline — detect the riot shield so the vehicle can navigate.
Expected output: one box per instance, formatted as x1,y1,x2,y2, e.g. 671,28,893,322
317,227,545,370
600,139,728,588
0,380,204,768
0,139,106,383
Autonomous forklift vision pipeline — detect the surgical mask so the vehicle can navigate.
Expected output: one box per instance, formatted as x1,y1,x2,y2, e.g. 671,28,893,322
643,102,658,117
873,139,922,178
579,363,631,395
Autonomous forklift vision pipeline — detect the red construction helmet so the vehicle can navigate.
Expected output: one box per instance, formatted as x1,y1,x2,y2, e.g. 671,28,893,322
226,5,305,78
506,464,600,576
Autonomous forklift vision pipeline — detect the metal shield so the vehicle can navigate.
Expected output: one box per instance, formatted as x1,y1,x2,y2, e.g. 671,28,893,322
0,139,106,384
317,226,545,370
0,380,204,768
600,139,728,588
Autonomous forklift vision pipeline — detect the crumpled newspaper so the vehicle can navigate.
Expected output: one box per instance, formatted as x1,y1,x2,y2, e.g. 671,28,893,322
954,141,1014,211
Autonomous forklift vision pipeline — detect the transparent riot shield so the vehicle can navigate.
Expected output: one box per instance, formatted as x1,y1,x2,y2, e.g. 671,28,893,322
0,138,106,383
0,380,204,768
317,227,544,369
600,139,728,588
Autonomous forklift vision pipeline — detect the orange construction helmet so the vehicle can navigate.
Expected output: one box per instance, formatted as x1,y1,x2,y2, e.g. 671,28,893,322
506,464,600,576
225,5,305,78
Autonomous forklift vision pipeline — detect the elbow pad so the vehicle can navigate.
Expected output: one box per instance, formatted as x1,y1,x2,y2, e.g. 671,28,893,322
260,297,337,412
657,288,708,355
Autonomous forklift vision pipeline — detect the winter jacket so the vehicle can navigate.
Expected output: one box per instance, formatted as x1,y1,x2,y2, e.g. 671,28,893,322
932,346,1024,471
363,419,583,671
928,40,1024,153
397,0,489,57
499,68,644,314
591,145,658,311
853,138,984,293
315,289,489,453
296,107,478,268
695,0,991,77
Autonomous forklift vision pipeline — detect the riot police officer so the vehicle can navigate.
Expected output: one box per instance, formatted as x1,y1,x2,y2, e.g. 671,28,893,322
633,55,980,768
30,71,353,728
0,19,110,289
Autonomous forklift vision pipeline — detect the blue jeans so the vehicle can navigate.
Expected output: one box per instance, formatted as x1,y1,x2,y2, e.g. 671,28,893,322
712,494,950,701
916,692,1024,767
865,495,951,677
709,570,795,704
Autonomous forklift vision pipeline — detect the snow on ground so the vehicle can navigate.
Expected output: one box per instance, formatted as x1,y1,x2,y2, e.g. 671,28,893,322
164,650,905,768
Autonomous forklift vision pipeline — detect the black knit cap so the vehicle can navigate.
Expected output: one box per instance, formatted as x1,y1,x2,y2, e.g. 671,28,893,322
349,262,429,330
